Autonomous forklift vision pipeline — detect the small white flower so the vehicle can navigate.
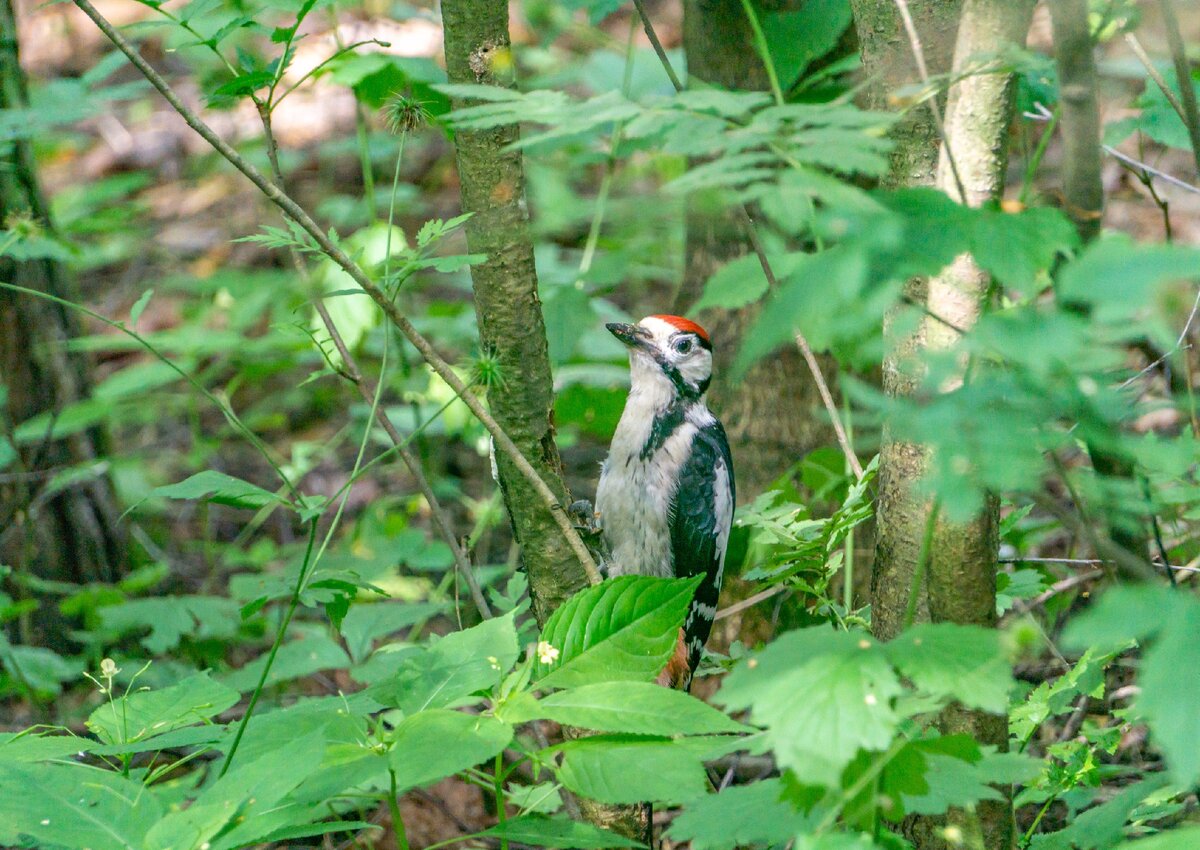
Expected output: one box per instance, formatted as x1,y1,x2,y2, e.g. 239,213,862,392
536,641,560,665
864,692,878,706
99,658,119,678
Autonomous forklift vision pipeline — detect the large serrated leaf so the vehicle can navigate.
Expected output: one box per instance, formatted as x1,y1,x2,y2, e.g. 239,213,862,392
535,575,702,689
667,778,812,850
882,623,1013,713
554,735,710,805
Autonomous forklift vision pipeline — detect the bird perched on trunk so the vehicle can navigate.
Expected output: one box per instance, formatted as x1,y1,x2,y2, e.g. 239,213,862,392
594,315,735,689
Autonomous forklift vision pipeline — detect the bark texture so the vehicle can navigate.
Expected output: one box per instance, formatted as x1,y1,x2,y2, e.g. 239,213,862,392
678,0,835,498
854,1,1035,846
441,1,646,841
442,0,590,625
0,0,125,632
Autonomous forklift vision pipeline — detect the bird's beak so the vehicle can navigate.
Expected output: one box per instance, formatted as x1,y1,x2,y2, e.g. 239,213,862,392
606,322,651,350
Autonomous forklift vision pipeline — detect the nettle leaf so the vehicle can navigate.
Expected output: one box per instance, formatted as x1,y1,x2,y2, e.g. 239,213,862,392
366,613,519,709
535,575,702,689
389,710,513,792
667,778,812,850
481,815,646,849
1011,647,1113,743
971,206,1077,292
882,623,1013,713
1058,235,1200,326
1064,586,1200,785
0,762,161,850
86,672,238,747
340,600,450,664
718,628,902,788
150,470,288,510
554,735,711,805
509,681,751,736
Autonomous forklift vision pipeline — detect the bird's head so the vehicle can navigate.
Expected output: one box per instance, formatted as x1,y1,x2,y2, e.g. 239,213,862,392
606,315,713,401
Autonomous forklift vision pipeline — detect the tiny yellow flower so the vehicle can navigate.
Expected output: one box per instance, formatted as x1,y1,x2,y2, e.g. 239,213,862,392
536,641,560,665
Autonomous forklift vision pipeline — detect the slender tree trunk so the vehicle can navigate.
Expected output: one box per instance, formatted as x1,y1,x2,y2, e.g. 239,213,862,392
441,0,590,623
0,0,125,642
440,1,646,841
853,1,1034,846
1049,0,1149,565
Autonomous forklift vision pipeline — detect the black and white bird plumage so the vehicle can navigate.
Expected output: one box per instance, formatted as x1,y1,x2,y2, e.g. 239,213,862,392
595,315,735,689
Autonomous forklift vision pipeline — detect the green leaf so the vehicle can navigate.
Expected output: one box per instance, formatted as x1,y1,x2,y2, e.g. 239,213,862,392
1115,827,1200,850
1030,776,1171,850
0,731,96,762
1137,600,1200,786
366,613,519,709
0,762,161,850
554,735,710,804
718,628,902,788
220,633,351,692
692,253,772,314
85,672,238,746
389,710,513,792
340,600,450,664
510,681,752,736
535,576,703,689
667,778,812,850
481,815,647,848
763,0,854,90
129,288,153,328
150,470,287,510
882,623,1013,712
99,595,241,653
972,207,1077,292
1057,235,1200,325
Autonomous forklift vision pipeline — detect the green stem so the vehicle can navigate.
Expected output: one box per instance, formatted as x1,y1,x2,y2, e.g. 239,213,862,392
494,751,508,850
1020,106,1059,205
903,498,941,630
842,396,855,613
738,0,784,105
1020,795,1056,848
388,767,411,850
218,517,319,777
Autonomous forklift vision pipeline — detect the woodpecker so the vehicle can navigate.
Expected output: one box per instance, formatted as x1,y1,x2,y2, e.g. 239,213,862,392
595,314,735,689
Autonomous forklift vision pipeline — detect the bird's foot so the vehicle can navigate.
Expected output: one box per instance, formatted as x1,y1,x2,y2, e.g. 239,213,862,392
568,499,602,536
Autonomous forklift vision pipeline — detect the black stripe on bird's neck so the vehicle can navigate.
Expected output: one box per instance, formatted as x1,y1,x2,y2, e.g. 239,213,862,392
659,359,706,403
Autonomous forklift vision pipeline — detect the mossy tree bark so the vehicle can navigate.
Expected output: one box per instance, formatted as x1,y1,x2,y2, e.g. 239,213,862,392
0,0,125,642
441,0,590,625
441,0,646,841
852,1,1035,847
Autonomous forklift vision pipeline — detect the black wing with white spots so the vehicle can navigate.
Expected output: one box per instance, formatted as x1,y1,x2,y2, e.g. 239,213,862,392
669,418,735,683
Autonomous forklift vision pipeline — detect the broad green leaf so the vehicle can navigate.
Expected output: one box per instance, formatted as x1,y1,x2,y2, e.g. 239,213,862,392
86,672,238,746
311,222,403,364
0,762,161,850
151,470,287,510
764,0,854,89
0,644,78,696
220,633,351,692
510,681,751,736
718,628,902,788
99,594,241,653
481,814,647,848
148,729,326,850
367,613,519,710
667,778,812,850
554,735,710,804
972,206,1077,292
882,623,1013,712
536,575,703,689
505,782,563,814
1137,600,1200,786
693,253,771,314
340,600,450,663
0,731,95,762
390,709,513,792
1057,236,1200,326
1115,827,1200,850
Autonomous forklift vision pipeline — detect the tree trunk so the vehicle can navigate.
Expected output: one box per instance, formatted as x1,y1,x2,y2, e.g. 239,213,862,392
853,1,1034,847
0,0,125,639
440,0,647,841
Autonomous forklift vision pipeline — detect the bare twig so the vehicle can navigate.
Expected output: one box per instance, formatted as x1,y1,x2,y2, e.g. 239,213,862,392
714,583,788,622
1158,0,1200,179
630,0,682,93
72,0,602,585
1124,33,1189,126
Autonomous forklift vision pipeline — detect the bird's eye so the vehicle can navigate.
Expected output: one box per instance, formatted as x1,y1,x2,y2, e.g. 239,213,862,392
673,337,693,355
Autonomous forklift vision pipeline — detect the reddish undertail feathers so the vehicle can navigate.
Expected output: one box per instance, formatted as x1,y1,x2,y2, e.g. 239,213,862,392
648,314,711,345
